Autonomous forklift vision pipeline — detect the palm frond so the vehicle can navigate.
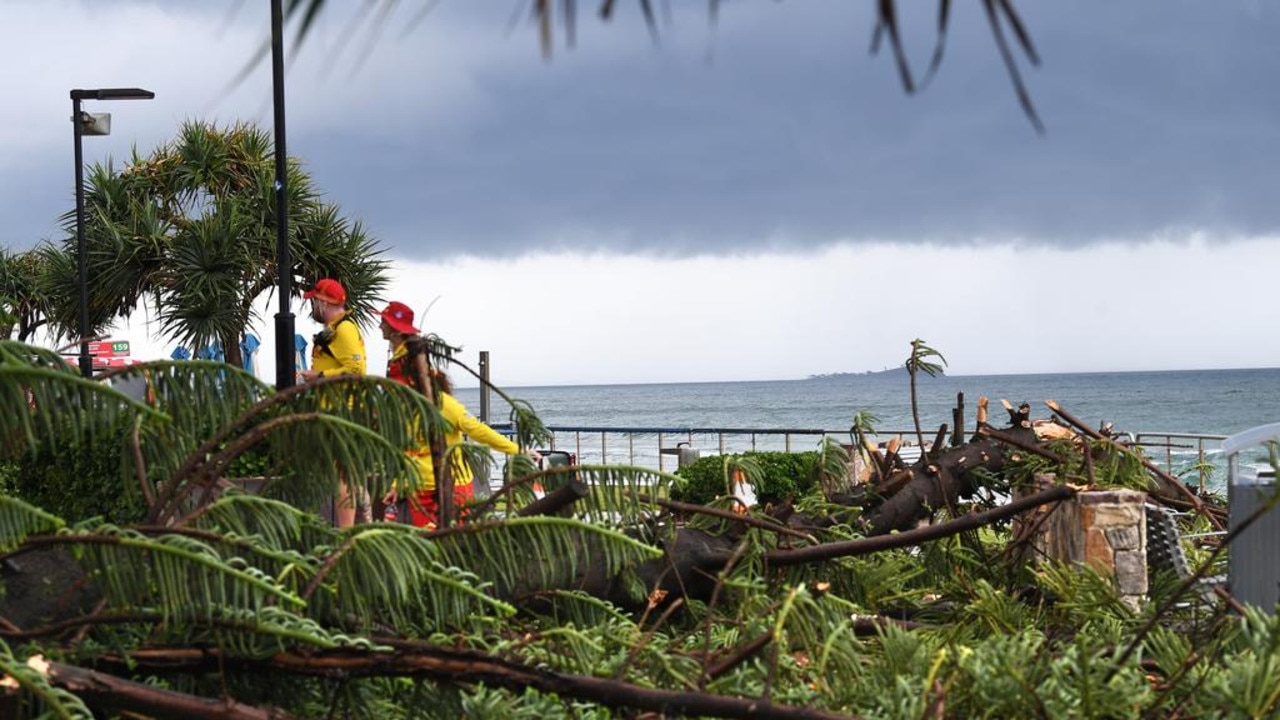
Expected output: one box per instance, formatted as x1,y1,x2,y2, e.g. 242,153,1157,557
119,360,270,439
189,493,337,553
522,589,635,628
554,464,677,527
155,206,262,354
725,455,764,496
431,517,662,598
183,605,388,658
149,374,438,521
0,495,65,553
311,525,514,634
210,413,413,518
906,338,947,377
64,525,303,622
815,436,853,495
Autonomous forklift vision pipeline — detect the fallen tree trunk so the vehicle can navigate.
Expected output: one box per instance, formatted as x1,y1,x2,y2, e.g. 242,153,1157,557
859,403,1039,535
767,484,1076,567
26,658,292,720
89,643,855,720
607,485,1077,610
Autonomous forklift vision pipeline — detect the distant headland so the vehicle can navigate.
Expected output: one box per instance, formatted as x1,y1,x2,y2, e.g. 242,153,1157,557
807,366,943,380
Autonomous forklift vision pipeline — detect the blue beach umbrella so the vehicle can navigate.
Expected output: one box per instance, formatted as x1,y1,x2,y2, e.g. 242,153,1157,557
294,334,309,370
196,342,224,362
170,346,191,361
241,333,261,375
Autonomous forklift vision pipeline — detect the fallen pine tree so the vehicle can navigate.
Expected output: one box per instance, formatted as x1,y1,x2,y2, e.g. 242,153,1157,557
2,339,1269,720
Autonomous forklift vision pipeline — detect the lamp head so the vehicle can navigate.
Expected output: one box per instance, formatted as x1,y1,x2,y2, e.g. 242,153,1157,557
70,88,155,101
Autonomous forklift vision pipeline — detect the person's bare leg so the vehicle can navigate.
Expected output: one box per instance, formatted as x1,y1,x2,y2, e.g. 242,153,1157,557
336,481,356,528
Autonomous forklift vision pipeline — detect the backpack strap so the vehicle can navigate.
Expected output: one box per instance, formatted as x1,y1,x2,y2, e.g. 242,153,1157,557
315,314,357,359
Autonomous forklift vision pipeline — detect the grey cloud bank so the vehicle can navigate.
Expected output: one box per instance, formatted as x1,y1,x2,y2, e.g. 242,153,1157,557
289,1,1280,260
6,1,1280,385
6,1,1279,260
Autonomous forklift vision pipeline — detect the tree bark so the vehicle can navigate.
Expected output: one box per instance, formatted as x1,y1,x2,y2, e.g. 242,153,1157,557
859,403,1038,536
93,643,854,720
38,659,292,719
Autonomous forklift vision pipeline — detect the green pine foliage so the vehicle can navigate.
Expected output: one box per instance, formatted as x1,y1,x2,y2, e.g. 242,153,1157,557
2,340,1278,719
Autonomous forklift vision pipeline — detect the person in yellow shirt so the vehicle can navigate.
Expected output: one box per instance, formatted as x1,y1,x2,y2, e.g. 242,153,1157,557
298,278,367,526
377,301,538,528
299,278,365,380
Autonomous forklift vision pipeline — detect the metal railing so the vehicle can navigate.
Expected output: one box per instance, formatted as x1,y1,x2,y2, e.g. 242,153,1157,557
488,425,1231,489
490,425,929,472
1131,432,1230,493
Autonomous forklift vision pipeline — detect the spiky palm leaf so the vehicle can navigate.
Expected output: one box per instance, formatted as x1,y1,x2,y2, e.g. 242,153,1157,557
906,339,947,453
0,249,55,342
293,205,389,324
47,120,390,364
154,206,261,357
814,436,852,496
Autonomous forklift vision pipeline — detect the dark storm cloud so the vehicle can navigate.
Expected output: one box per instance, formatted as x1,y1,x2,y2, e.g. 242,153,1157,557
293,1,1280,260
7,2,1278,261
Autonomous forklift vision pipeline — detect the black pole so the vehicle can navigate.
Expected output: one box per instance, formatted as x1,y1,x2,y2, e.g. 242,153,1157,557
479,350,490,423
271,0,296,391
72,96,92,379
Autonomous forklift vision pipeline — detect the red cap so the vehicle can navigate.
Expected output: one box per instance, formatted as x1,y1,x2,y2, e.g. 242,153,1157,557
380,301,419,335
303,278,346,305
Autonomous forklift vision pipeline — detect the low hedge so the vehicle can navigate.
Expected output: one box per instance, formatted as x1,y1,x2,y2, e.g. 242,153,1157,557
672,451,819,507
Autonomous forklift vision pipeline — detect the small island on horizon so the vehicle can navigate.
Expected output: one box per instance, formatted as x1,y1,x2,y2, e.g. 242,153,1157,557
807,366,944,380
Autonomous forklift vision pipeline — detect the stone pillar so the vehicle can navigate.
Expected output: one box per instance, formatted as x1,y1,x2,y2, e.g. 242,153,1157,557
1020,477,1148,608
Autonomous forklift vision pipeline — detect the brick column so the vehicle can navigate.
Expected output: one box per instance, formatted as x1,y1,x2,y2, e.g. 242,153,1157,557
1020,477,1148,608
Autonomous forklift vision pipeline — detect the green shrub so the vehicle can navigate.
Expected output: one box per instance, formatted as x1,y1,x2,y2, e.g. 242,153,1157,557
672,451,819,507
0,460,17,496
6,418,146,525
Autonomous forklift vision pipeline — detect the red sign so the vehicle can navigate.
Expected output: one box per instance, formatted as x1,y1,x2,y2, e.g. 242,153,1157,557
92,356,138,368
87,340,131,357
59,355,140,370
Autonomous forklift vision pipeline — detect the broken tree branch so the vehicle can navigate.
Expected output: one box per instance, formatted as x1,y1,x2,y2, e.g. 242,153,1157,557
1045,400,1223,530
766,484,1076,568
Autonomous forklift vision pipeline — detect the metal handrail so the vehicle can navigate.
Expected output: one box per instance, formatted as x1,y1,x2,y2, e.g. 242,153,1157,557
485,424,1231,483
491,425,934,472
1132,431,1230,492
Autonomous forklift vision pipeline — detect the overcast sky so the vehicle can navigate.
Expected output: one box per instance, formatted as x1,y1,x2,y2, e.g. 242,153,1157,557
5,1,1280,385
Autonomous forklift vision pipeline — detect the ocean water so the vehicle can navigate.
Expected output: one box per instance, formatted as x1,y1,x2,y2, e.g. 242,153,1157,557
461,368,1280,438
456,368,1280,486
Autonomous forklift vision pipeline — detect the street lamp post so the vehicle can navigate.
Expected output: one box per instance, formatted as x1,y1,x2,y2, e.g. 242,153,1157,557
70,87,154,378
271,0,296,391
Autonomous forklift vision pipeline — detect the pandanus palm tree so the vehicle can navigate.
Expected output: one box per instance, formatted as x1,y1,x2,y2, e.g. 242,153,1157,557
44,121,389,368
0,249,54,343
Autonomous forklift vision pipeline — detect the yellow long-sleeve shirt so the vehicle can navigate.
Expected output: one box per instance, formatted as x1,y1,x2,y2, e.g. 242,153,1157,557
388,344,519,490
311,314,366,377
409,393,521,491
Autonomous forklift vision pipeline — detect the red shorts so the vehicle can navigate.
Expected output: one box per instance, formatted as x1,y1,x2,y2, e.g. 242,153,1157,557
408,484,474,529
